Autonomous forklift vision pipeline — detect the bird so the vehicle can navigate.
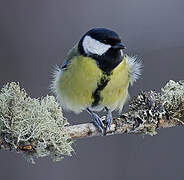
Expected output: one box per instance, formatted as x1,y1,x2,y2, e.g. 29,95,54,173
52,28,142,134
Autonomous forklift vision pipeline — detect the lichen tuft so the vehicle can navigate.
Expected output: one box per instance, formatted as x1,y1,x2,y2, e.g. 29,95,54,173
161,80,184,123
119,80,184,136
0,82,73,163
120,91,166,136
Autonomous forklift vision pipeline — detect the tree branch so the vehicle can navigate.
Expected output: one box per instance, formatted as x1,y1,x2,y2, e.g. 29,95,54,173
0,80,184,163
66,116,183,139
65,80,184,139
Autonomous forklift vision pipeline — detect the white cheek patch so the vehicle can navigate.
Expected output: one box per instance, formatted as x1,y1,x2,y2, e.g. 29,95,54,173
83,35,111,56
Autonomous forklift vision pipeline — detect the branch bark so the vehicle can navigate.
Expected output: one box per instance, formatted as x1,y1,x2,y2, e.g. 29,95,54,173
65,80,184,139
66,116,183,139
0,80,184,163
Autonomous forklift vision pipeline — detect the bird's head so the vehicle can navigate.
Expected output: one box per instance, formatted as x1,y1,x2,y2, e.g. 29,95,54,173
78,28,126,73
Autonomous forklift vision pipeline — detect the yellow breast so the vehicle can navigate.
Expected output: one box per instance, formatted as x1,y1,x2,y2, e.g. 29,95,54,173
55,56,130,113
100,59,129,111
55,56,102,113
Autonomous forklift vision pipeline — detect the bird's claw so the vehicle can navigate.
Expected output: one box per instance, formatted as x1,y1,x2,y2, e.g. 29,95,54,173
87,108,113,135
91,114,104,134
87,108,104,134
104,109,113,133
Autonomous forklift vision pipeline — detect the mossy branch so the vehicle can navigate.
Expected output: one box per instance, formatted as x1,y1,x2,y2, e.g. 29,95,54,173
0,80,184,163
66,80,184,138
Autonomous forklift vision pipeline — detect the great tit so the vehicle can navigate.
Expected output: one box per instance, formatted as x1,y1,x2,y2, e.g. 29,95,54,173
52,28,142,134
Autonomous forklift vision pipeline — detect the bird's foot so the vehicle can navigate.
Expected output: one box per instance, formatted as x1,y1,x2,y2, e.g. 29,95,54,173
104,108,113,133
87,108,104,134
91,113,104,134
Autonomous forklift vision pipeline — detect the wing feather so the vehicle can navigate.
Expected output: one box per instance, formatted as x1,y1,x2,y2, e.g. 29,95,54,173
61,43,79,70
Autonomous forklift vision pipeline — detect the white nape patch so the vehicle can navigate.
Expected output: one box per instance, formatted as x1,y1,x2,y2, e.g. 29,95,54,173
83,35,111,56
120,49,124,57
125,55,143,85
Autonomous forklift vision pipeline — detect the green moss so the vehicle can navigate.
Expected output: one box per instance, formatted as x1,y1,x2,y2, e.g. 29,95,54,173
0,82,73,163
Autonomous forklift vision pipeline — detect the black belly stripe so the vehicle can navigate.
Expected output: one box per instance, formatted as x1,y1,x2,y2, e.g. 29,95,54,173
92,73,111,107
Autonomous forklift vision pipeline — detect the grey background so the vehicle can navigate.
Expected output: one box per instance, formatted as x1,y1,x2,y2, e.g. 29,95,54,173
0,0,184,179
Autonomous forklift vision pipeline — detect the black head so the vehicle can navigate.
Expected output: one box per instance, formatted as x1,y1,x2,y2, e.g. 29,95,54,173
78,28,126,73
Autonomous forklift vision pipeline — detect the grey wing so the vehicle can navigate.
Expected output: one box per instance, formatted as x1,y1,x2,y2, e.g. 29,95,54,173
61,43,79,70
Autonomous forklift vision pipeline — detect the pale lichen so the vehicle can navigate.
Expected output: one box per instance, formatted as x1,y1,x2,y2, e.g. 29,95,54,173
119,91,166,136
118,80,184,136
161,80,184,124
1,80,184,162
0,82,73,163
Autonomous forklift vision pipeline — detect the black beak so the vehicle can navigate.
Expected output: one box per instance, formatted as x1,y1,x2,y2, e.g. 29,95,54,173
113,43,126,49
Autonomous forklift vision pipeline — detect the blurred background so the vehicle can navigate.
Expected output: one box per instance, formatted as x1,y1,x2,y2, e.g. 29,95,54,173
0,0,184,179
